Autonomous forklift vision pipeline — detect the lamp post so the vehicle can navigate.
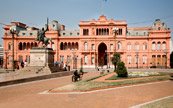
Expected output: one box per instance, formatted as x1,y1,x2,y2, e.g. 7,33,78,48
4,50,9,69
136,51,139,69
72,49,76,69
10,27,17,71
164,49,169,69
112,27,119,52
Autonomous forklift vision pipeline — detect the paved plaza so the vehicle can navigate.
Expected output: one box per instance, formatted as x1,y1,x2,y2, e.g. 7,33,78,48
0,71,173,108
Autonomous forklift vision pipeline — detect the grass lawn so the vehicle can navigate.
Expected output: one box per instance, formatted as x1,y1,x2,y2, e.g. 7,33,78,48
140,97,173,108
106,72,172,80
51,72,172,92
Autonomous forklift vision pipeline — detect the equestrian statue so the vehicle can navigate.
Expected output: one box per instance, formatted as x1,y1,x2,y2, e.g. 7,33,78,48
35,18,52,47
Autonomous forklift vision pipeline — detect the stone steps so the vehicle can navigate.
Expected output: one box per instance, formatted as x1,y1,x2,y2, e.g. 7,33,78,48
15,66,62,74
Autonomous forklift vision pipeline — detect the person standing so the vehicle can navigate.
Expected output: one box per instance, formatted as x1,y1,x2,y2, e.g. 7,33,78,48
68,62,70,71
24,60,28,67
21,61,24,68
64,62,67,71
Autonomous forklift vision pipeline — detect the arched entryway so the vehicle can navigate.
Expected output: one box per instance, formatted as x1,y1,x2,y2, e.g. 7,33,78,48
98,43,107,66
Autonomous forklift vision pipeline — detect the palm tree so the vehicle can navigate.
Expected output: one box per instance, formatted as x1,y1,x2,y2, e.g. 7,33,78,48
111,52,120,72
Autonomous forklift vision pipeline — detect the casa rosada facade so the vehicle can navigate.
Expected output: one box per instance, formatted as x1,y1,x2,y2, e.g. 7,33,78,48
2,15,171,69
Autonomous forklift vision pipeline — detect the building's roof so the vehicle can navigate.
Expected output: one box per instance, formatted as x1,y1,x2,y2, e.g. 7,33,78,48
8,20,62,37
18,30,38,37
127,29,149,37
48,20,62,32
151,19,167,30
60,29,80,36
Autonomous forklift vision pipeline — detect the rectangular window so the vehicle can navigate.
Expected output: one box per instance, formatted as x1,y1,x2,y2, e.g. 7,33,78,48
92,57,94,64
26,55,30,63
67,56,71,63
118,29,122,35
110,44,113,50
83,29,89,35
84,55,87,64
60,56,64,63
19,56,23,63
135,44,139,50
84,42,87,50
92,44,95,50
127,56,131,64
143,44,147,50
127,44,131,51
143,56,147,64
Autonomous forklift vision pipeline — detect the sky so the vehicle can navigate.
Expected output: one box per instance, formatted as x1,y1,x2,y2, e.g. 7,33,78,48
0,0,173,46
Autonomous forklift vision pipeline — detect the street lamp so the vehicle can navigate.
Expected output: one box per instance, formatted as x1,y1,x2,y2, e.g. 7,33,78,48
136,51,139,69
112,27,119,52
10,27,17,71
4,50,9,69
72,49,76,69
164,49,169,69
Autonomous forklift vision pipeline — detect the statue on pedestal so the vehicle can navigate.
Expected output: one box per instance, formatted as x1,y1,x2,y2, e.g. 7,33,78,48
35,18,52,47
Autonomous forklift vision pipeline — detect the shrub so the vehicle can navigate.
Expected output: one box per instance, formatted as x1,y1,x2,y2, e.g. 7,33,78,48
116,62,128,77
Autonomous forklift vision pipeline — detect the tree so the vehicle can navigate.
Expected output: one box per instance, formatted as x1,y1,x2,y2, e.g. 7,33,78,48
116,62,128,77
111,52,120,72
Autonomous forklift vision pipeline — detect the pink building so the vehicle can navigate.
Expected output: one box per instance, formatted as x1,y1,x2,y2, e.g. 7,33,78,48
2,15,171,69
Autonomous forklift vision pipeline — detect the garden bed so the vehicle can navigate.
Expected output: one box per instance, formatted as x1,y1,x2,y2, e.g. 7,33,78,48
50,72,172,92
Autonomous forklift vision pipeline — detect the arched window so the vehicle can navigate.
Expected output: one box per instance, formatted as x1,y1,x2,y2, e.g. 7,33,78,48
152,42,156,50
96,28,98,35
18,42,22,50
84,42,87,50
23,43,27,50
163,42,166,50
143,43,147,50
118,42,121,50
127,43,131,51
157,42,161,50
31,43,33,49
60,42,63,50
158,27,160,31
64,43,67,50
8,43,11,50
135,43,139,51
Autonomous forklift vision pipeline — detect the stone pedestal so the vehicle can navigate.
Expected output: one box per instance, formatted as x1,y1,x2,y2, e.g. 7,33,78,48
30,47,54,67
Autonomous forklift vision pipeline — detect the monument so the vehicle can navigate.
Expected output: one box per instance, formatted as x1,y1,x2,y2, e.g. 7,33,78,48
29,18,57,73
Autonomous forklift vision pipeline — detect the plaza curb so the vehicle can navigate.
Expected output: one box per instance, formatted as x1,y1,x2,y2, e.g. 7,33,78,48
0,71,73,87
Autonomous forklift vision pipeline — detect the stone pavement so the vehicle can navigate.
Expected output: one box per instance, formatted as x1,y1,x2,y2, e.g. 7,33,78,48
0,71,172,108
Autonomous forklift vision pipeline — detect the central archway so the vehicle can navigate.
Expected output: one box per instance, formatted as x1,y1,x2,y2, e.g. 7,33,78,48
98,43,107,66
